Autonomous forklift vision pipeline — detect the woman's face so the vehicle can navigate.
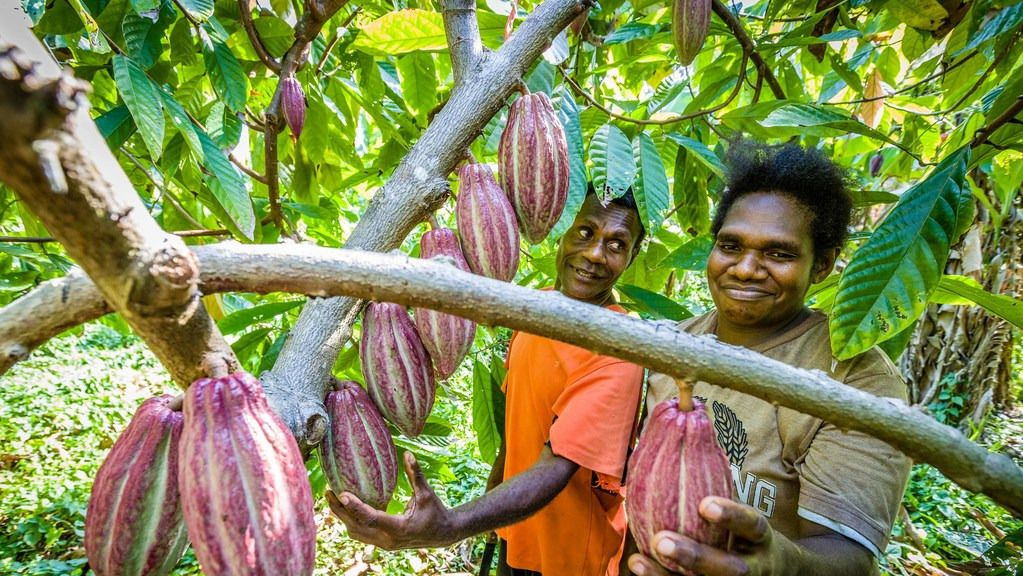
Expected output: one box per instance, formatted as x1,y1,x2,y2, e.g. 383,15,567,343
707,192,834,342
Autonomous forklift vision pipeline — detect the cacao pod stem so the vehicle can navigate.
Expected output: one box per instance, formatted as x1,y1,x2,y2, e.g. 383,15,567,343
675,378,695,411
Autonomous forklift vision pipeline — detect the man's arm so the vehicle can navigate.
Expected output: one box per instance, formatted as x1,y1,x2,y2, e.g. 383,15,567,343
328,445,578,550
625,497,874,576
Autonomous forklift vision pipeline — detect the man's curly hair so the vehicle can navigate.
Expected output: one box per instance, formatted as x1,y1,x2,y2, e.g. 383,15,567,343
711,140,853,259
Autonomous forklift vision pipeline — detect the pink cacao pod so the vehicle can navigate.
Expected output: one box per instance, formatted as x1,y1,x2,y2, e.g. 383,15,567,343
870,152,884,177
281,75,305,141
455,162,520,282
85,395,187,576
361,302,436,437
414,228,477,379
625,395,732,567
672,0,711,66
498,92,570,244
178,372,315,576
319,380,398,510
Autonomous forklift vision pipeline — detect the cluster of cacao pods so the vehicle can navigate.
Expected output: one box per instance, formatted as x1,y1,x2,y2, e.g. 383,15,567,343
85,372,316,576
626,378,732,568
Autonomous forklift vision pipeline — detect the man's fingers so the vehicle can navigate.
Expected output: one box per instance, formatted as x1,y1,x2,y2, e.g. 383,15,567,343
626,553,671,576
650,532,750,576
700,496,770,544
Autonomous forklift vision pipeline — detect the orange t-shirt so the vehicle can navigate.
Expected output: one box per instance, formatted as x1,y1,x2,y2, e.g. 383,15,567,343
495,306,644,576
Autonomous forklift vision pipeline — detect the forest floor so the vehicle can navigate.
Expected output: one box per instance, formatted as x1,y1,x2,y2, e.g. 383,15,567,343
0,324,1020,575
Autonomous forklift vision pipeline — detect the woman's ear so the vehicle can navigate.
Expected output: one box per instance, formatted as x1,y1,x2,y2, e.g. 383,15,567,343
813,248,840,283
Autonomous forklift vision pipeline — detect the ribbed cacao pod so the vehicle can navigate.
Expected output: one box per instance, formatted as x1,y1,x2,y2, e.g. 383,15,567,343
319,380,398,510
85,395,187,576
870,152,883,177
672,0,711,66
455,162,521,282
178,372,315,576
498,92,569,244
281,75,305,141
415,228,477,379
361,302,436,437
626,391,732,566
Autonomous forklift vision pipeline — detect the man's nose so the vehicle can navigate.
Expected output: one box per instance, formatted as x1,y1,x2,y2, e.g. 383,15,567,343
730,251,763,279
581,240,606,263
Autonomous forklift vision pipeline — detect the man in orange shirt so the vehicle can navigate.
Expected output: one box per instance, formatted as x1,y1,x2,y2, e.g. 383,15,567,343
329,187,647,576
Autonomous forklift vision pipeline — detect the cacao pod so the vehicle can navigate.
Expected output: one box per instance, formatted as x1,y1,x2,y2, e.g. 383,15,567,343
85,395,188,576
178,372,315,576
626,393,732,567
414,228,477,379
361,301,436,437
455,162,521,282
281,75,305,141
870,152,883,177
319,380,398,510
672,0,711,66
498,92,570,244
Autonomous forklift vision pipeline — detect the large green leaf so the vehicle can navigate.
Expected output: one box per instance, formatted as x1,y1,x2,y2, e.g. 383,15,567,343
196,130,255,239
632,132,669,235
218,300,303,335
253,14,294,59
664,133,725,178
396,53,437,124
589,123,635,199
176,0,213,21
884,0,948,31
551,92,587,239
952,3,1023,57
830,147,972,360
658,236,714,271
156,90,203,160
759,102,896,146
95,105,136,150
34,0,85,35
112,55,165,160
619,284,693,321
201,26,247,113
351,10,448,55
471,357,503,464
931,275,1023,330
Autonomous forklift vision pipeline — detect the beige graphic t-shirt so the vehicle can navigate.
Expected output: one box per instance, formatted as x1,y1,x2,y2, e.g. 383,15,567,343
646,310,911,559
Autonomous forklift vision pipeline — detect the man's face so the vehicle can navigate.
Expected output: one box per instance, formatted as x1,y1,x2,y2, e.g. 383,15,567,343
555,194,643,305
708,192,833,337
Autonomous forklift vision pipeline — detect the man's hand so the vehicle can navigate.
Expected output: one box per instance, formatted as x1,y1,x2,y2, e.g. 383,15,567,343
626,496,797,576
327,451,458,550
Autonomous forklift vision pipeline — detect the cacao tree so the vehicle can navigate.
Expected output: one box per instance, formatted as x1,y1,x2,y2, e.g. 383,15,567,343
1,0,1022,573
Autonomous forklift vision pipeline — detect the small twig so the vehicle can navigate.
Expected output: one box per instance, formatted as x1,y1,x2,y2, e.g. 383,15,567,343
263,110,285,232
971,95,1023,149
899,506,927,551
229,153,269,184
0,236,53,243
713,0,784,100
238,0,282,73
427,213,441,230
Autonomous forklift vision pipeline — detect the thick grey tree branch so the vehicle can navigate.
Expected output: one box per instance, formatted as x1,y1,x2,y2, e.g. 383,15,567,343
444,0,485,87
263,0,589,450
0,26,237,384
3,244,1021,517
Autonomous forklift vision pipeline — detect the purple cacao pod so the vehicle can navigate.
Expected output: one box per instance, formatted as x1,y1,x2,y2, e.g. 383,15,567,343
626,397,732,565
281,76,305,141
672,0,711,66
319,380,398,510
414,228,477,379
178,372,315,576
361,302,436,437
498,92,570,244
85,395,187,576
870,152,883,177
455,163,520,282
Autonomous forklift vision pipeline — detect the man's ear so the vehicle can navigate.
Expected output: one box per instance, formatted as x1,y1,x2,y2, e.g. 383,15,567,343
813,248,839,283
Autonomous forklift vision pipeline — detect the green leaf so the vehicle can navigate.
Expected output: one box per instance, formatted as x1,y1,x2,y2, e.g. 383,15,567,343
849,189,899,208
931,275,1023,329
123,3,173,70
590,123,635,199
471,358,502,463
253,14,294,59
551,92,587,239
884,0,948,31
619,284,693,321
525,60,556,97
953,3,1023,57
196,130,255,239
351,9,448,55
830,147,972,360
396,52,437,124
632,132,669,234
206,101,242,150
176,0,213,21
0,271,39,292
156,89,203,160
664,133,725,178
34,0,85,35
658,236,714,271
112,55,165,160
95,105,136,150
129,0,159,15
760,102,896,145
603,22,657,46
201,26,247,113
218,300,303,335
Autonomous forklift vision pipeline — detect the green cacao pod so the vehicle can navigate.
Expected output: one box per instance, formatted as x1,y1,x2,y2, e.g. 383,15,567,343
178,372,316,576
455,162,521,282
672,0,711,66
361,301,436,437
85,395,188,576
415,228,477,379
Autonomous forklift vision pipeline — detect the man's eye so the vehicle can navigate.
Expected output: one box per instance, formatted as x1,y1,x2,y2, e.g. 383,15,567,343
608,241,624,252
577,228,592,238
717,243,739,252
768,251,795,260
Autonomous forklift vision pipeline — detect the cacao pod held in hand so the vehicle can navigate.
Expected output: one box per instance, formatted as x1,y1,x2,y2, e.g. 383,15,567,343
672,0,711,66
456,162,521,282
85,395,187,576
626,389,732,567
320,380,398,510
415,228,477,379
179,372,315,576
361,301,436,437
498,91,569,244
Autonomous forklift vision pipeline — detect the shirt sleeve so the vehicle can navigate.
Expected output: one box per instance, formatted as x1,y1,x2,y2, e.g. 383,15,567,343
548,354,644,488
797,367,911,557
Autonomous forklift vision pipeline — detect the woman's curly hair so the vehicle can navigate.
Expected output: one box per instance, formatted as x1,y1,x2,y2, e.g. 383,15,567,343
711,140,853,258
